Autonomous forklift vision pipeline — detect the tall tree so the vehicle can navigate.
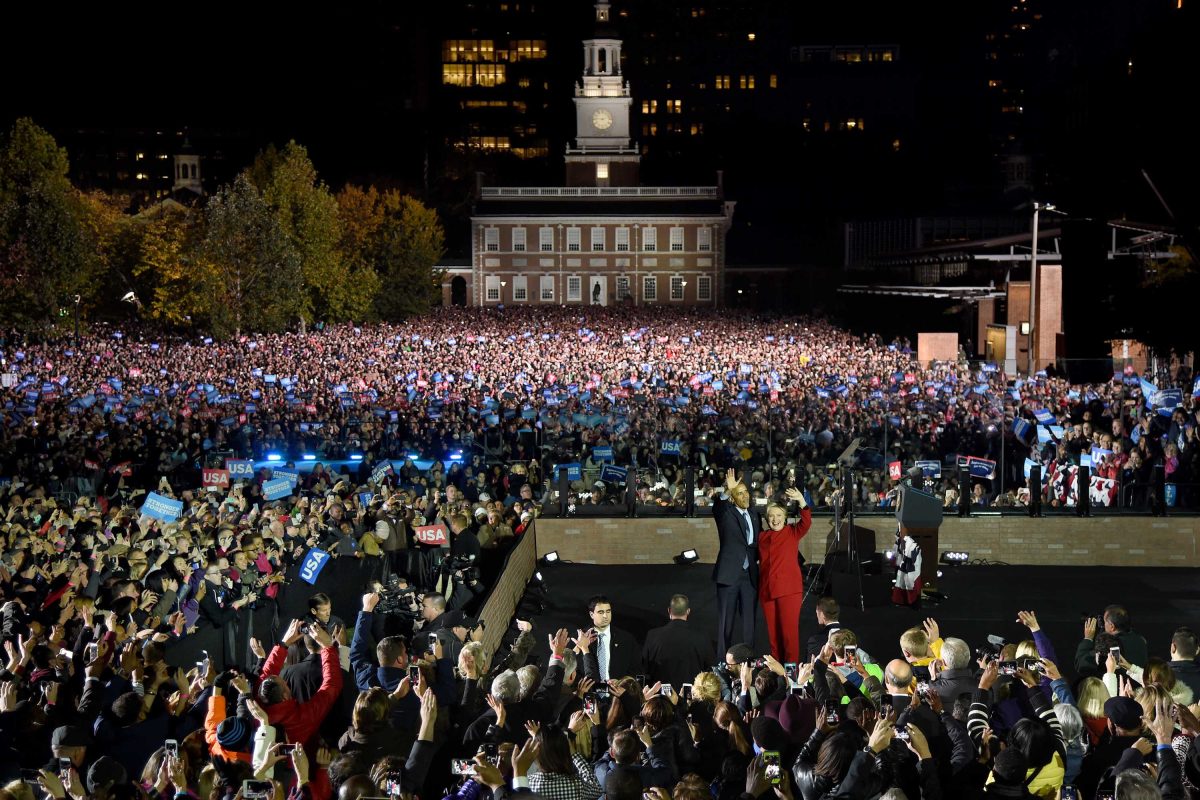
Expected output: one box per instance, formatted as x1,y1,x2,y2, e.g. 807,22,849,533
0,118,93,327
74,189,132,314
130,202,213,327
373,190,445,320
250,142,375,323
200,174,303,337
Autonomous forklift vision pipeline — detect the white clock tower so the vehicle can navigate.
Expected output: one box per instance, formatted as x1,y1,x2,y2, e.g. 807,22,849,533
565,1,640,187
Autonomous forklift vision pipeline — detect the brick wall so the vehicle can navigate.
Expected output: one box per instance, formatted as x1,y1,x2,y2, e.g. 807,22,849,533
535,516,1200,568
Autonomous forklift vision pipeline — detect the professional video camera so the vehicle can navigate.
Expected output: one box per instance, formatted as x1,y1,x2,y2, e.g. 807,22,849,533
374,574,421,617
440,553,481,584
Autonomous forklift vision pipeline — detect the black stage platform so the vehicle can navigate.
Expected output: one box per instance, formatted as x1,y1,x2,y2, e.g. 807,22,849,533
518,563,1200,683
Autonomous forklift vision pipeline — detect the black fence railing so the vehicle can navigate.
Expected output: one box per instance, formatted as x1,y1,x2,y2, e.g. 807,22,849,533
536,462,1197,518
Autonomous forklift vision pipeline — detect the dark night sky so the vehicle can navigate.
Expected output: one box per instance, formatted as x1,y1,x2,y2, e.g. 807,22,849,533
2,2,1198,229
1,4,401,151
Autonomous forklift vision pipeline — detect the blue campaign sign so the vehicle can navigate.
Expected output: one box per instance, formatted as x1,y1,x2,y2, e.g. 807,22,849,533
371,462,395,485
1024,458,1039,479
1012,418,1032,441
967,457,997,479
592,446,614,462
141,492,183,522
660,440,682,456
558,462,582,481
1140,378,1158,408
915,460,942,478
263,479,293,501
599,463,628,484
226,459,255,477
273,469,300,486
1033,408,1055,425
298,548,331,585
1151,388,1183,409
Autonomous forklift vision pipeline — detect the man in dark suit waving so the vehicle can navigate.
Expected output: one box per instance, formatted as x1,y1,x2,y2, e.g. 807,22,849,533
712,468,761,655
642,594,716,690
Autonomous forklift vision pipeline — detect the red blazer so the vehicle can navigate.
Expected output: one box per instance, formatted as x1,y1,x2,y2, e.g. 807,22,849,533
261,644,343,747
757,509,812,601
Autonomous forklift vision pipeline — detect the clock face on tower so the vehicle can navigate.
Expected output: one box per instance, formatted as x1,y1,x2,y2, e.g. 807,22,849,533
591,108,613,131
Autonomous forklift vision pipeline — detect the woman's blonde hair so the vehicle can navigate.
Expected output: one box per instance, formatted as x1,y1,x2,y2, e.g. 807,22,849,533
1014,639,1040,660
1076,677,1109,719
1135,684,1172,722
692,671,722,704
459,641,489,675
765,503,786,518
3,781,35,800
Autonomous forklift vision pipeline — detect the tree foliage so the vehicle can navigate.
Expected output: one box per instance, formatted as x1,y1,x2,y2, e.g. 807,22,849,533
1126,245,1200,359
130,202,213,327
0,122,445,334
0,118,94,326
250,142,376,323
374,190,445,320
335,185,444,320
200,174,304,337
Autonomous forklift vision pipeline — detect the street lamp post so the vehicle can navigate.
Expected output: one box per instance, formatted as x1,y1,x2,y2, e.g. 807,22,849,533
1026,202,1054,375
73,294,81,345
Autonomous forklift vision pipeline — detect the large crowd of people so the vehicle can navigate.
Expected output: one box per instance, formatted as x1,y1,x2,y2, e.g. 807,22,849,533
0,308,1196,800
1,307,1196,515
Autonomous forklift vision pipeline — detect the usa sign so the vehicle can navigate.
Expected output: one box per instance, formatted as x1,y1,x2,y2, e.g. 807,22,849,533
413,523,449,546
202,468,230,490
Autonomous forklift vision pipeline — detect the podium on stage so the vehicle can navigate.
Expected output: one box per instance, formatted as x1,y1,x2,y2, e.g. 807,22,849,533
895,484,943,585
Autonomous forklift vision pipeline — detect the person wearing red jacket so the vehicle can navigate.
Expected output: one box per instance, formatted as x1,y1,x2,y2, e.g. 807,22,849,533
259,619,343,748
757,487,812,663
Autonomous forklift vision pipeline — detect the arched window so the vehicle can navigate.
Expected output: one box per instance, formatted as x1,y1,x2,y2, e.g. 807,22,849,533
190,164,197,179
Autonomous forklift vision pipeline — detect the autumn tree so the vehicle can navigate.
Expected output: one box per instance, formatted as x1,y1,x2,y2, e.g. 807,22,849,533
249,142,377,323
200,174,304,337
74,189,134,315
130,202,213,327
334,186,444,321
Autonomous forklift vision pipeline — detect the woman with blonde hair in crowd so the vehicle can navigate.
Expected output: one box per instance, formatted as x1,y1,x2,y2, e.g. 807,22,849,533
1075,677,1110,745
691,671,722,706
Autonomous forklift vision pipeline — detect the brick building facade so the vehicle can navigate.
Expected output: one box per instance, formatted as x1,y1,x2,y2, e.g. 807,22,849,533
467,1,734,307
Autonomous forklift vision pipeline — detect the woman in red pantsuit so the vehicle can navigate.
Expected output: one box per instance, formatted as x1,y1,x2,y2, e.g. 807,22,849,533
758,488,812,663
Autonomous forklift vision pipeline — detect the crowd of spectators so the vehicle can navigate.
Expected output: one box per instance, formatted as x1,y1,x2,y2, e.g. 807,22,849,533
0,308,1197,800
2,308,1196,515
562,593,1200,799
